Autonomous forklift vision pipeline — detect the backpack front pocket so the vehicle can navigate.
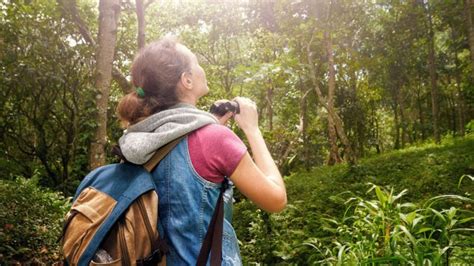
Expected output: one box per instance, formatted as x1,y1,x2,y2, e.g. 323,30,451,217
62,187,117,265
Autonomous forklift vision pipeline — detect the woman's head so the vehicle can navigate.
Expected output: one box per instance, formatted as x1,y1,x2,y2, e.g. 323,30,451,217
117,37,208,126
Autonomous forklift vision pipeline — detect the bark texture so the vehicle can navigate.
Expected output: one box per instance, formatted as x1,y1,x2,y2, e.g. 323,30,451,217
136,0,146,49
307,30,355,165
89,0,121,169
464,0,474,80
56,0,132,93
427,2,440,143
325,31,342,165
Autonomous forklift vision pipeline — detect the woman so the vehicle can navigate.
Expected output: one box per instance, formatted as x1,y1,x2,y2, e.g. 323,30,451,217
117,37,287,265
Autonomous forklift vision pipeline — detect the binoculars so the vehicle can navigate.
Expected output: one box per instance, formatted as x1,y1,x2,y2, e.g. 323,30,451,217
209,100,240,116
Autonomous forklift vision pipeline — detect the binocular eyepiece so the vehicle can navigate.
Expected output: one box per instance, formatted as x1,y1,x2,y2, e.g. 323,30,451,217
209,100,240,116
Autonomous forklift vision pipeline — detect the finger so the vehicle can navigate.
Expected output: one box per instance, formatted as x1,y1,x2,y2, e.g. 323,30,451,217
215,99,228,105
233,97,243,105
218,111,234,125
234,97,252,106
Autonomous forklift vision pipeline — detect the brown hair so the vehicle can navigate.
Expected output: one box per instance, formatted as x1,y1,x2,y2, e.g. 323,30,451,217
117,37,191,125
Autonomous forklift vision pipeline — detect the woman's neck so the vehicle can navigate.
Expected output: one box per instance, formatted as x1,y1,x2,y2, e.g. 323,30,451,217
178,94,199,106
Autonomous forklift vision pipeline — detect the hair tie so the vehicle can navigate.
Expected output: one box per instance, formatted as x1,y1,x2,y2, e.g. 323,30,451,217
136,87,145,98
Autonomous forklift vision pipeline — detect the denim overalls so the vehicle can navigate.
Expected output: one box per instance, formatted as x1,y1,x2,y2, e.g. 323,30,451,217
152,137,242,265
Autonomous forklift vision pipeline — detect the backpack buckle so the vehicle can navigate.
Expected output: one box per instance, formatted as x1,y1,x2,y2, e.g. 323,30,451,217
221,178,229,192
137,248,165,266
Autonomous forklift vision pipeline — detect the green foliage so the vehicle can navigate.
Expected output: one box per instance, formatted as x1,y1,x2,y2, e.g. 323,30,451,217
1,0,474,263
0,176,70,264
310,184,474,264
467,120,474,134
0,1,96,194
234,135,474,264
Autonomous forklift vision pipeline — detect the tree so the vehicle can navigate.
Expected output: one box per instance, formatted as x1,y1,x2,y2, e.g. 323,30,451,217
425,1,441,143
56,0,133,93
464,0,474,80
306,0,355,165
0,1,95,191
89,0,121,169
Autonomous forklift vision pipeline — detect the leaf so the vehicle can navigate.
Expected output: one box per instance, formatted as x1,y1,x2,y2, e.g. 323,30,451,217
399,203,416,209
336,245,347,266
424,195,474,208
429,208,446,223
392,189,408,202
458,174,474,189
375,186,387,206
412,216,425,228
397,225,416,246
406,211,417,224
450,228,474,233
416,227,433,234
459,217,474,224
447,207,457,220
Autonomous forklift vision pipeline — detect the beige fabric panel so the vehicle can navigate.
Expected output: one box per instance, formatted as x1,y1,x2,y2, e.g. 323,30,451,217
123,190,158,262
62,187,117,265
90,190,166,265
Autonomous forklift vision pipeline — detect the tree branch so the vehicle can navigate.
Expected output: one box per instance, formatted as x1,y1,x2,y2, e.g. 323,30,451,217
57,0,132,93
135,0,146,50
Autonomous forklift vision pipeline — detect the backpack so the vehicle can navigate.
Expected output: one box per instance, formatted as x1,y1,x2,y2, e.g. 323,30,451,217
61,136,228,266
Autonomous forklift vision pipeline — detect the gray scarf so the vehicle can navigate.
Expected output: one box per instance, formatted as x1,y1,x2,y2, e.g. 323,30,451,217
118,103,218,164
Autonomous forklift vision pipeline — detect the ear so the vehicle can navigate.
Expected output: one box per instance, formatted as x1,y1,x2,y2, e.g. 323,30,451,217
180,72,193,90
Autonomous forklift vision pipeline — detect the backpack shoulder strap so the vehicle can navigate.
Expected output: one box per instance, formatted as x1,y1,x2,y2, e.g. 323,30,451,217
143,135,187,172
196,178,229,266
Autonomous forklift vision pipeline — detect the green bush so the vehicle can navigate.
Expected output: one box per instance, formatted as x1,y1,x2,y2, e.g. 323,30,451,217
0,176,70,264
234,135,474,264
310,184,474,264
466,120,474,134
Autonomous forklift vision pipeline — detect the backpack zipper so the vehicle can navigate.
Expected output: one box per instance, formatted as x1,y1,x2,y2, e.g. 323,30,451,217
137,196,155,249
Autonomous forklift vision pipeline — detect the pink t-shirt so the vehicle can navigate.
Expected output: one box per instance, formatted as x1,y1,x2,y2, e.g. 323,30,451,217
187,124,247,183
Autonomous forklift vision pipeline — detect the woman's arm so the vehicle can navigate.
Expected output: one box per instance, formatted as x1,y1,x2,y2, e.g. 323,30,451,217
229,97,287,213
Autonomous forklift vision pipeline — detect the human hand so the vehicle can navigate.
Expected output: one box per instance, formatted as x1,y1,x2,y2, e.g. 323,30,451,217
215,111,234,125
211,99,235,125
233,97,259,133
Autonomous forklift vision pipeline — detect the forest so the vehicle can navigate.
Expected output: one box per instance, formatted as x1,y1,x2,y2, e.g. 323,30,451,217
1,0,473,264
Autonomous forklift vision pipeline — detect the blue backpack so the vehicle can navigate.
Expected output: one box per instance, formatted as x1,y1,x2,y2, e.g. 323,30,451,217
60,137,227,266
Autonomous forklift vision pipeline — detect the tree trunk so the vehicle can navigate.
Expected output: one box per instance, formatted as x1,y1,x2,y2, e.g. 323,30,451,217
398,88,409,148
452,25,466,136
416,84,426,140
464,0,474,80
56,0,132,93
136,0,146,49
393,102,400,149
326,32,341,165
455,70,466,136
448,91,457,134
349,69,364,158
89,0,121,170
307,30,355,165
426,2,440,143
278,83,311,170
371,101,381,154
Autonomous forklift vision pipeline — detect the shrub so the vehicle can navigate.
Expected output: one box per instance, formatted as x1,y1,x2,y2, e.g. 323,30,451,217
0,176,70,264
234,135,474,264
307,184,474,265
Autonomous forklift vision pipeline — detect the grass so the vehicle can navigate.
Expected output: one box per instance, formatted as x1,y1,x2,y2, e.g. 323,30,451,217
286,134,474,205
234,134,474,264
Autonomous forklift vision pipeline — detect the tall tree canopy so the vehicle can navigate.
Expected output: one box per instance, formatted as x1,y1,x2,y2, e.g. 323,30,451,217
1,0,473,192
